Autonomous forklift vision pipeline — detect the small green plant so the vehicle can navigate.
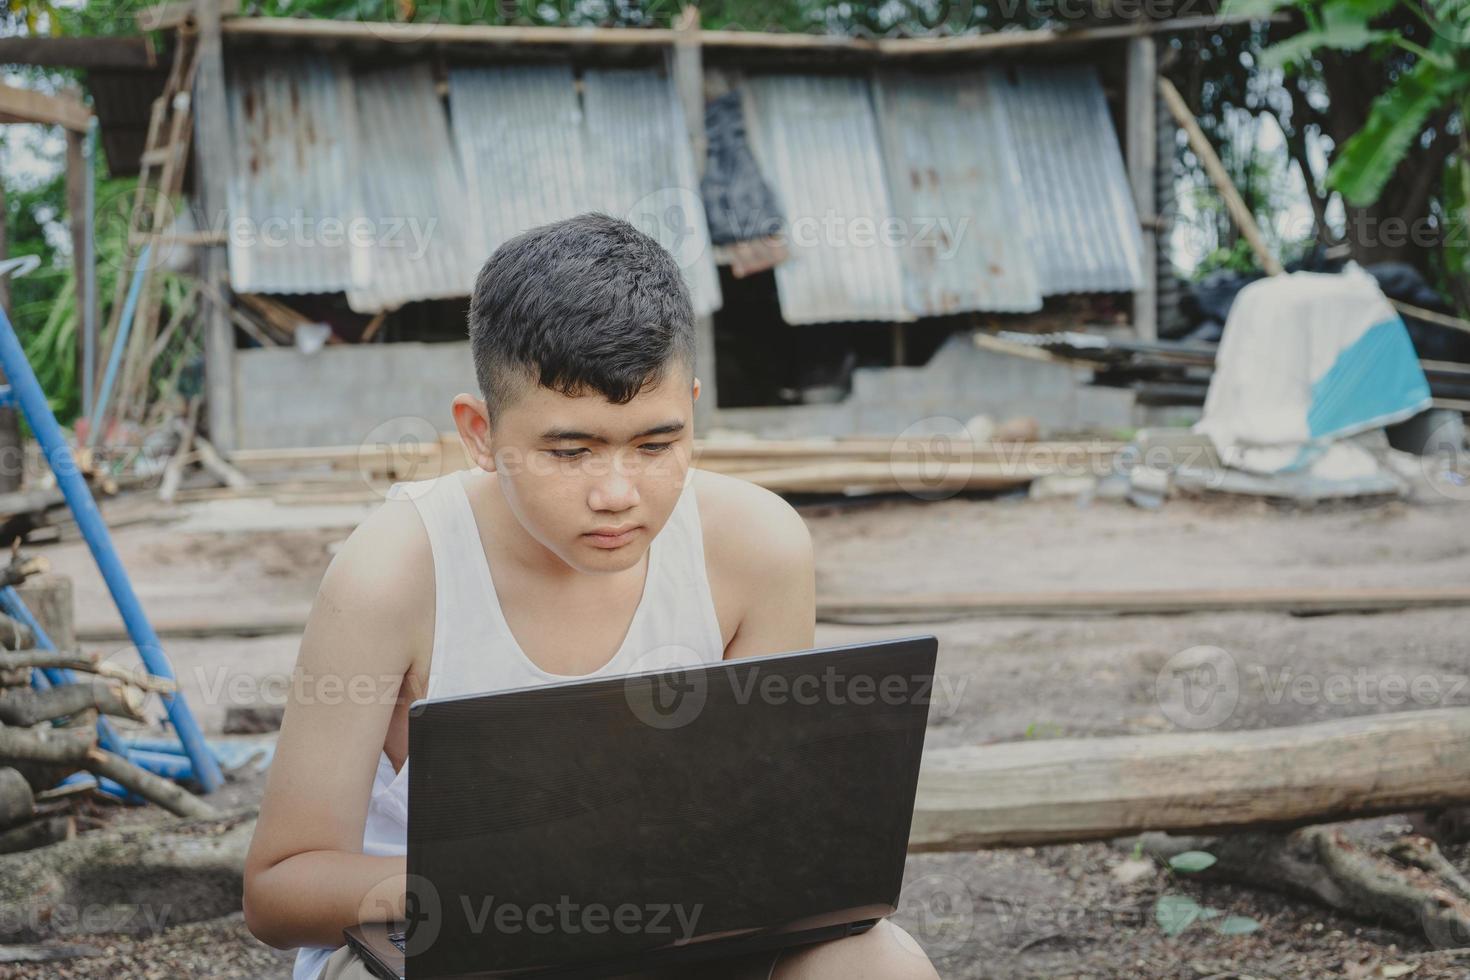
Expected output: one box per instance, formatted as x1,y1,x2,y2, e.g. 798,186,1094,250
1154,850,1262,938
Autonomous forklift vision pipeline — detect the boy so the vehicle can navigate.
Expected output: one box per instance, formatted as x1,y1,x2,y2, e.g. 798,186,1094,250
243,214,939,980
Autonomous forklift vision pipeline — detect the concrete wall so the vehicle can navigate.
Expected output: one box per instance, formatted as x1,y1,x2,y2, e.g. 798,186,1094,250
236,341,477,450
235,332,1137,449
710,332,1137,439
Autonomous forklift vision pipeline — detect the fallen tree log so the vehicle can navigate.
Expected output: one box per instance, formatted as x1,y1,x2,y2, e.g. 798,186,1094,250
0,681,144,726
819,586,1470,622
0,815,74,855
910,708,1470,851
0,615,33,651
0,808,254,942
0,725,215,819
0,766,34,830
0,650,177,694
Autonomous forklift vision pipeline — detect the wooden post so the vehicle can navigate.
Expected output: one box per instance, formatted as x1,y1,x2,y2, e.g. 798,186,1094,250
1158,76,1284,276
1126,37,1158,341
673,6,719,429
65,127,89,423
193,0,238,453
0,177,18,495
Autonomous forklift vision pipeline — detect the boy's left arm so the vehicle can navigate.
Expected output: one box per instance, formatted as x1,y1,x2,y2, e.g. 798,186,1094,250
721,490,816,660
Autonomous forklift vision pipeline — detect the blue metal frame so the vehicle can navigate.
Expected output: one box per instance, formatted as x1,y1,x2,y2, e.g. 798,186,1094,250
0,301,222,792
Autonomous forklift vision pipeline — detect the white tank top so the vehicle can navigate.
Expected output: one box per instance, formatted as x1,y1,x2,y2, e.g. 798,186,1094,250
293,467,726,979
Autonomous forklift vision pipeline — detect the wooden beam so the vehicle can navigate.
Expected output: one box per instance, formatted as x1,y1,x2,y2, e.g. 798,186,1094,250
818,586,1470,622
1126,37,1158,342
1158,76,1284,276
217,12,1273,57
0,84,91,133
911,708,1470,850
0,36,157,70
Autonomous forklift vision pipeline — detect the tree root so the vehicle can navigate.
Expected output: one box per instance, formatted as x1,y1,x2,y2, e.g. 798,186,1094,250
1136,824,1470,948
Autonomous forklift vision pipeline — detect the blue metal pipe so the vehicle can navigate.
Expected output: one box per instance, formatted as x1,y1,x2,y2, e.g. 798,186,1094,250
127,748,194,781
0,303,222,792
86,241,150,449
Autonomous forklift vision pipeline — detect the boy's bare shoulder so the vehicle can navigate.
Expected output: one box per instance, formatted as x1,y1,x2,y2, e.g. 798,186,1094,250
688,467,813,581
307,488,435,662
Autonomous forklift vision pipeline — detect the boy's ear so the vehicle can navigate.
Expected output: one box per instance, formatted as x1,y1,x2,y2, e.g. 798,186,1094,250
451,393,496,472
691,376,701,402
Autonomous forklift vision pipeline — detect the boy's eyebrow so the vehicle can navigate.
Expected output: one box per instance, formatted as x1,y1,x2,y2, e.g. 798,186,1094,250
540,420,686,444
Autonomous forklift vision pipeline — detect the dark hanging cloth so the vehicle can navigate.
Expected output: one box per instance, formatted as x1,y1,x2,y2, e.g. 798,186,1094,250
700,92,785,246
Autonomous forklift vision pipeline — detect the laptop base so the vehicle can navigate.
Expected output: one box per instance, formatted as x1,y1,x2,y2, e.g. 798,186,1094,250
345,918,880,980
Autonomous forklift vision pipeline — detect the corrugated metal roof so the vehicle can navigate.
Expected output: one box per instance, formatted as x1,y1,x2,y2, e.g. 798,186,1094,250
741,73,911,325
224,54,359,295
448,64,721,317
447,65,588,267
872,70,1042,315
344,64,475,313
581,68,721,318
993,64,1144,295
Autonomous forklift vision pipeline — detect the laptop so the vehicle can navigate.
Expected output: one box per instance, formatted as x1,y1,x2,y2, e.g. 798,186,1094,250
345,634,938,979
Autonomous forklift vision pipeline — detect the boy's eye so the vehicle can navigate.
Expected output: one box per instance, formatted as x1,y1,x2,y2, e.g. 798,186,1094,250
642,443,672,453
549,449,586,460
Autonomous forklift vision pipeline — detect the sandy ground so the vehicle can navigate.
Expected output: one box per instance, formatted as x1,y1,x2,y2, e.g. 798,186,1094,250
6,483,1470,978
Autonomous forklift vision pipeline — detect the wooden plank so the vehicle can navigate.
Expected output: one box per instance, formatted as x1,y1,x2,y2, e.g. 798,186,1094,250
1126,37,1158,342
818,586,1470,622
0,36,157,70
911,708,1470,850
0,84,90,133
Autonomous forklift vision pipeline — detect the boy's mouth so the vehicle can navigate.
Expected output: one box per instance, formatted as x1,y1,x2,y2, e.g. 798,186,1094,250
583,526,642,548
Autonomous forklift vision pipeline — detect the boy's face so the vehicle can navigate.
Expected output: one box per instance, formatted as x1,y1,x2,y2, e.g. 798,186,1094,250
452,371,700,576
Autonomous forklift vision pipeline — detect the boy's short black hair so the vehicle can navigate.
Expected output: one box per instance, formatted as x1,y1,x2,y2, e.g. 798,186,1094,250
467,212,696,425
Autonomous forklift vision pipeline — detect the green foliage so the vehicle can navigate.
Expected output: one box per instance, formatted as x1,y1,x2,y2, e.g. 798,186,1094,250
1327,54,1470,205
1259,4,1390,68
1167,850,1219,873
1153,893,1262,938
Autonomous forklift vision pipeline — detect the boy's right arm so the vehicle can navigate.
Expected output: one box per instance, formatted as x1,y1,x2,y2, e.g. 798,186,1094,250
242,496,435,950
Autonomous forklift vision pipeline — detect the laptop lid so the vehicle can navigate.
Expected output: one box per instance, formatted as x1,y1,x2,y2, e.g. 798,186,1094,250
402,635,937,978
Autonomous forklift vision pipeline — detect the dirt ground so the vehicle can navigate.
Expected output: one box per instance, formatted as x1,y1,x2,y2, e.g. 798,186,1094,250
6,481,1470,979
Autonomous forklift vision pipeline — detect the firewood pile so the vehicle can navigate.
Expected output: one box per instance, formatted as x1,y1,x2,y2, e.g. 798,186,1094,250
0,575,215,855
